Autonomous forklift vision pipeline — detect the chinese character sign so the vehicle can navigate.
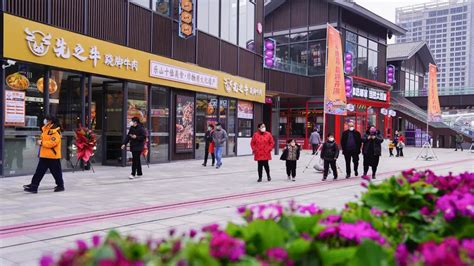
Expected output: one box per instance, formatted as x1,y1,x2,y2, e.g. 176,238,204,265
178,0,195,39
427,63,442,122
150,61,217,89
324,24,347,115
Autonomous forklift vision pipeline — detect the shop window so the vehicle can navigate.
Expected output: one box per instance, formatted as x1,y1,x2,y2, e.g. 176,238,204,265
221,0,238,44
238,0,255,50
289,42,308,75
275,44,290,72
131,0,151,9
4,64,46,176
345,38,358,75
237,100,253,137
198,0,219,37
154,0,171,16
228,99,237,156
368,49,378,80
49,70,83,131
357,45,368,77
150,86,169,162
308,41,325,76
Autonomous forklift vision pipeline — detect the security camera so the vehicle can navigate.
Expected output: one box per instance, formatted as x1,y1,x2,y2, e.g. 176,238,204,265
2,59,16,69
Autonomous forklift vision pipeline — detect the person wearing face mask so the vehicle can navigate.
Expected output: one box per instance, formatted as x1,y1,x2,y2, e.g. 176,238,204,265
211,122,228,169
320,133,339,181
202,124,215,167
362,126,384,179
23,115,64,193
121,117,146,179
280,139,301,182
341,121,362,179
251,123,275,182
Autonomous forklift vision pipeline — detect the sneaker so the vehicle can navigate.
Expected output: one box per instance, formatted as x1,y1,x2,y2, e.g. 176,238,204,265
346,175,350,179
129,175,135,179
355,171,359,176
216,165,220,169
257,178,262,183
372,175,376,180
287,176,291,181
267,177,271,182
202,163,206,167
322,176,327,181
24,187,38,193
292,177,296,182
54,186,65,192
23,184,33,189
333,176,338,180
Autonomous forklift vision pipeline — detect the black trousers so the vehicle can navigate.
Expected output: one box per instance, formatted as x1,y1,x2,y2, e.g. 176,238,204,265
396,147,404,157
389,148,394,156
455,143,463,151
203,149,215,165
363,155,380,176
286,160,297,178
312,144,320,154
343,153,359,176
131,151,143,176
323,160,337,178
31,158,64,188
257,160,270,179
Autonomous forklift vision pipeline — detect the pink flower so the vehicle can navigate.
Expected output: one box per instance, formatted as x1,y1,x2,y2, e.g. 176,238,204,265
169,228,176,237
172,240,182,254
297,203,323,215
361,175,370,181
300,233,312,241
321,215,341,224
202,224,220,233
209,231,245,262
92,235,101,247
189,229,197,238
395,244,409,266
76,239,88,252
462,239,474,259
266,247,288,262
361,182,368,188
237,206,247,214
319,221,385,245
370,208,383,217
40,255,54,266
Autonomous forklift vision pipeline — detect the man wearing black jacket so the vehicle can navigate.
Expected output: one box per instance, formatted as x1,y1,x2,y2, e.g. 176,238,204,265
121,117,146,179
341,121,362,179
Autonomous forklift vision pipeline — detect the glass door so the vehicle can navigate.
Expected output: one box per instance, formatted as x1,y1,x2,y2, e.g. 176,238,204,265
195,94,218,160
218,98,229,156
150,86,170,163
103,82,124,165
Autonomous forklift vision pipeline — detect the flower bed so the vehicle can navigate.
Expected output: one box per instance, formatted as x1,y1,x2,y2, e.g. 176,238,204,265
42,170,474,266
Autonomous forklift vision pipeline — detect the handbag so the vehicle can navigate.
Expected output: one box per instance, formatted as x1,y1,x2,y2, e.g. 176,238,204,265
397,141,405,148
209,141,215,153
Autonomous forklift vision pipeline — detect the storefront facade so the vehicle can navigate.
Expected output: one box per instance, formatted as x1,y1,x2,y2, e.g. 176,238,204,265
1,13,265,177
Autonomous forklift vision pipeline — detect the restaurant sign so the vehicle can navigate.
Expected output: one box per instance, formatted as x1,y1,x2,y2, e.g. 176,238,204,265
352,84,387,102
3,14,266,103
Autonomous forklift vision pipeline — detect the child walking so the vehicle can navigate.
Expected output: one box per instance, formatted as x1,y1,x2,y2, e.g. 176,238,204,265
388,139,395,157
320,133,339,181
280,139,301,182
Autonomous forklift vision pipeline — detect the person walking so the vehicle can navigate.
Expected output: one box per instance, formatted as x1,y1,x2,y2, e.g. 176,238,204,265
388,140,395,157
23,115,64,193
280,139,301,182
340,121,362,179
320,133,339,181
202,124,215,167
455,133,464,151
309,128,322,155
251,123,274,182
393,130,405,157
212,122,228,169
362,126,383,179
121,117,146,179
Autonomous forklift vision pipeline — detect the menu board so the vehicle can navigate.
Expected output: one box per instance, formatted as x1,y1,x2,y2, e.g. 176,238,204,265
238,101,253,119
4,90,26,127
175,95,194,153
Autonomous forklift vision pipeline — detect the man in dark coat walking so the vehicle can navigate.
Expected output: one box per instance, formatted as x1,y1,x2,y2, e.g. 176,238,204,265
362,126,383,180
121,117,146,179
341,121,362,179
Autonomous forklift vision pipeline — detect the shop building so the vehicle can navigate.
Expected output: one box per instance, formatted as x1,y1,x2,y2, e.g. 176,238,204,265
387,41,472,148
0,0,266,177
262,0,406,147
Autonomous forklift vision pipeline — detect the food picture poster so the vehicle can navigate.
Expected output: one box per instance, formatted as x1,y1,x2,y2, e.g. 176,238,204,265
127,99,147,126
238,101,253,119
175,95,194,153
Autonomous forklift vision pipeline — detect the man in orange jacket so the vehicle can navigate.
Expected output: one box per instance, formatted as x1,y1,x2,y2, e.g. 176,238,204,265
23,115,65,193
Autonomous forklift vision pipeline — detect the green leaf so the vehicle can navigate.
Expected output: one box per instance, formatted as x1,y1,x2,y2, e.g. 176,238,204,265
319,246,357,265
287,238,311,259
181,242,220,266
290,215,320,234
243,220,289,253
362,192,398,212
348,240,392,266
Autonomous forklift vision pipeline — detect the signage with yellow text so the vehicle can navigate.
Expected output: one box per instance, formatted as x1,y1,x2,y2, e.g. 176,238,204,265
3,14,265,103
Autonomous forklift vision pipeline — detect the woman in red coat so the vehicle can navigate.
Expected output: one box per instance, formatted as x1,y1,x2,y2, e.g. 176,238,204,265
251,123,275,182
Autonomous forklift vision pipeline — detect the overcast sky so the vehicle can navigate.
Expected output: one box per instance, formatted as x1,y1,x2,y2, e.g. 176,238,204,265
355,0,436,23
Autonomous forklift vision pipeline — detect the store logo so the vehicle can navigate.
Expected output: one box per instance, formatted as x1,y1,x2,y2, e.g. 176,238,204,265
352,85,387,102
24,27,138,71
150,60,217,89
223,78,263,97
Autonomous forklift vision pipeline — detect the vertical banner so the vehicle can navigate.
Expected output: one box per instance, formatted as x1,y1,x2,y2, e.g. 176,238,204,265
324,24,347,115
178,0,195,39
427,63,442,122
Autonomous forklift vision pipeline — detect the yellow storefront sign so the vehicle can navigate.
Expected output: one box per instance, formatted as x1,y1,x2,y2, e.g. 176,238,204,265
3,14,265,103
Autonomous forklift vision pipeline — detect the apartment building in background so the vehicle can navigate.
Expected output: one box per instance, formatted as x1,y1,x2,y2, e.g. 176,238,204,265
396,0,474,95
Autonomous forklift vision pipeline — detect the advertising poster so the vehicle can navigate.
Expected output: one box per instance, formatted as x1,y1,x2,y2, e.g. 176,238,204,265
238,101,253,119
324,24,347,115
175,95,194,153
4,90,26,127
127,99,147,127
427,63,442,122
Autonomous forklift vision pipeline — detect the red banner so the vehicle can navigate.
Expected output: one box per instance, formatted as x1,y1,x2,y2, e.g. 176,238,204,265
427,64,442,122
324,24,347,115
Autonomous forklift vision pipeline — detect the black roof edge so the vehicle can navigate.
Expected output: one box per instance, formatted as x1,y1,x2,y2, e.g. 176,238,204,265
330,0,407,36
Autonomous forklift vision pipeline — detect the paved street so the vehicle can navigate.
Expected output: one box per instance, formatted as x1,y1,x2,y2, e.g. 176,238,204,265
0,147,473,265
